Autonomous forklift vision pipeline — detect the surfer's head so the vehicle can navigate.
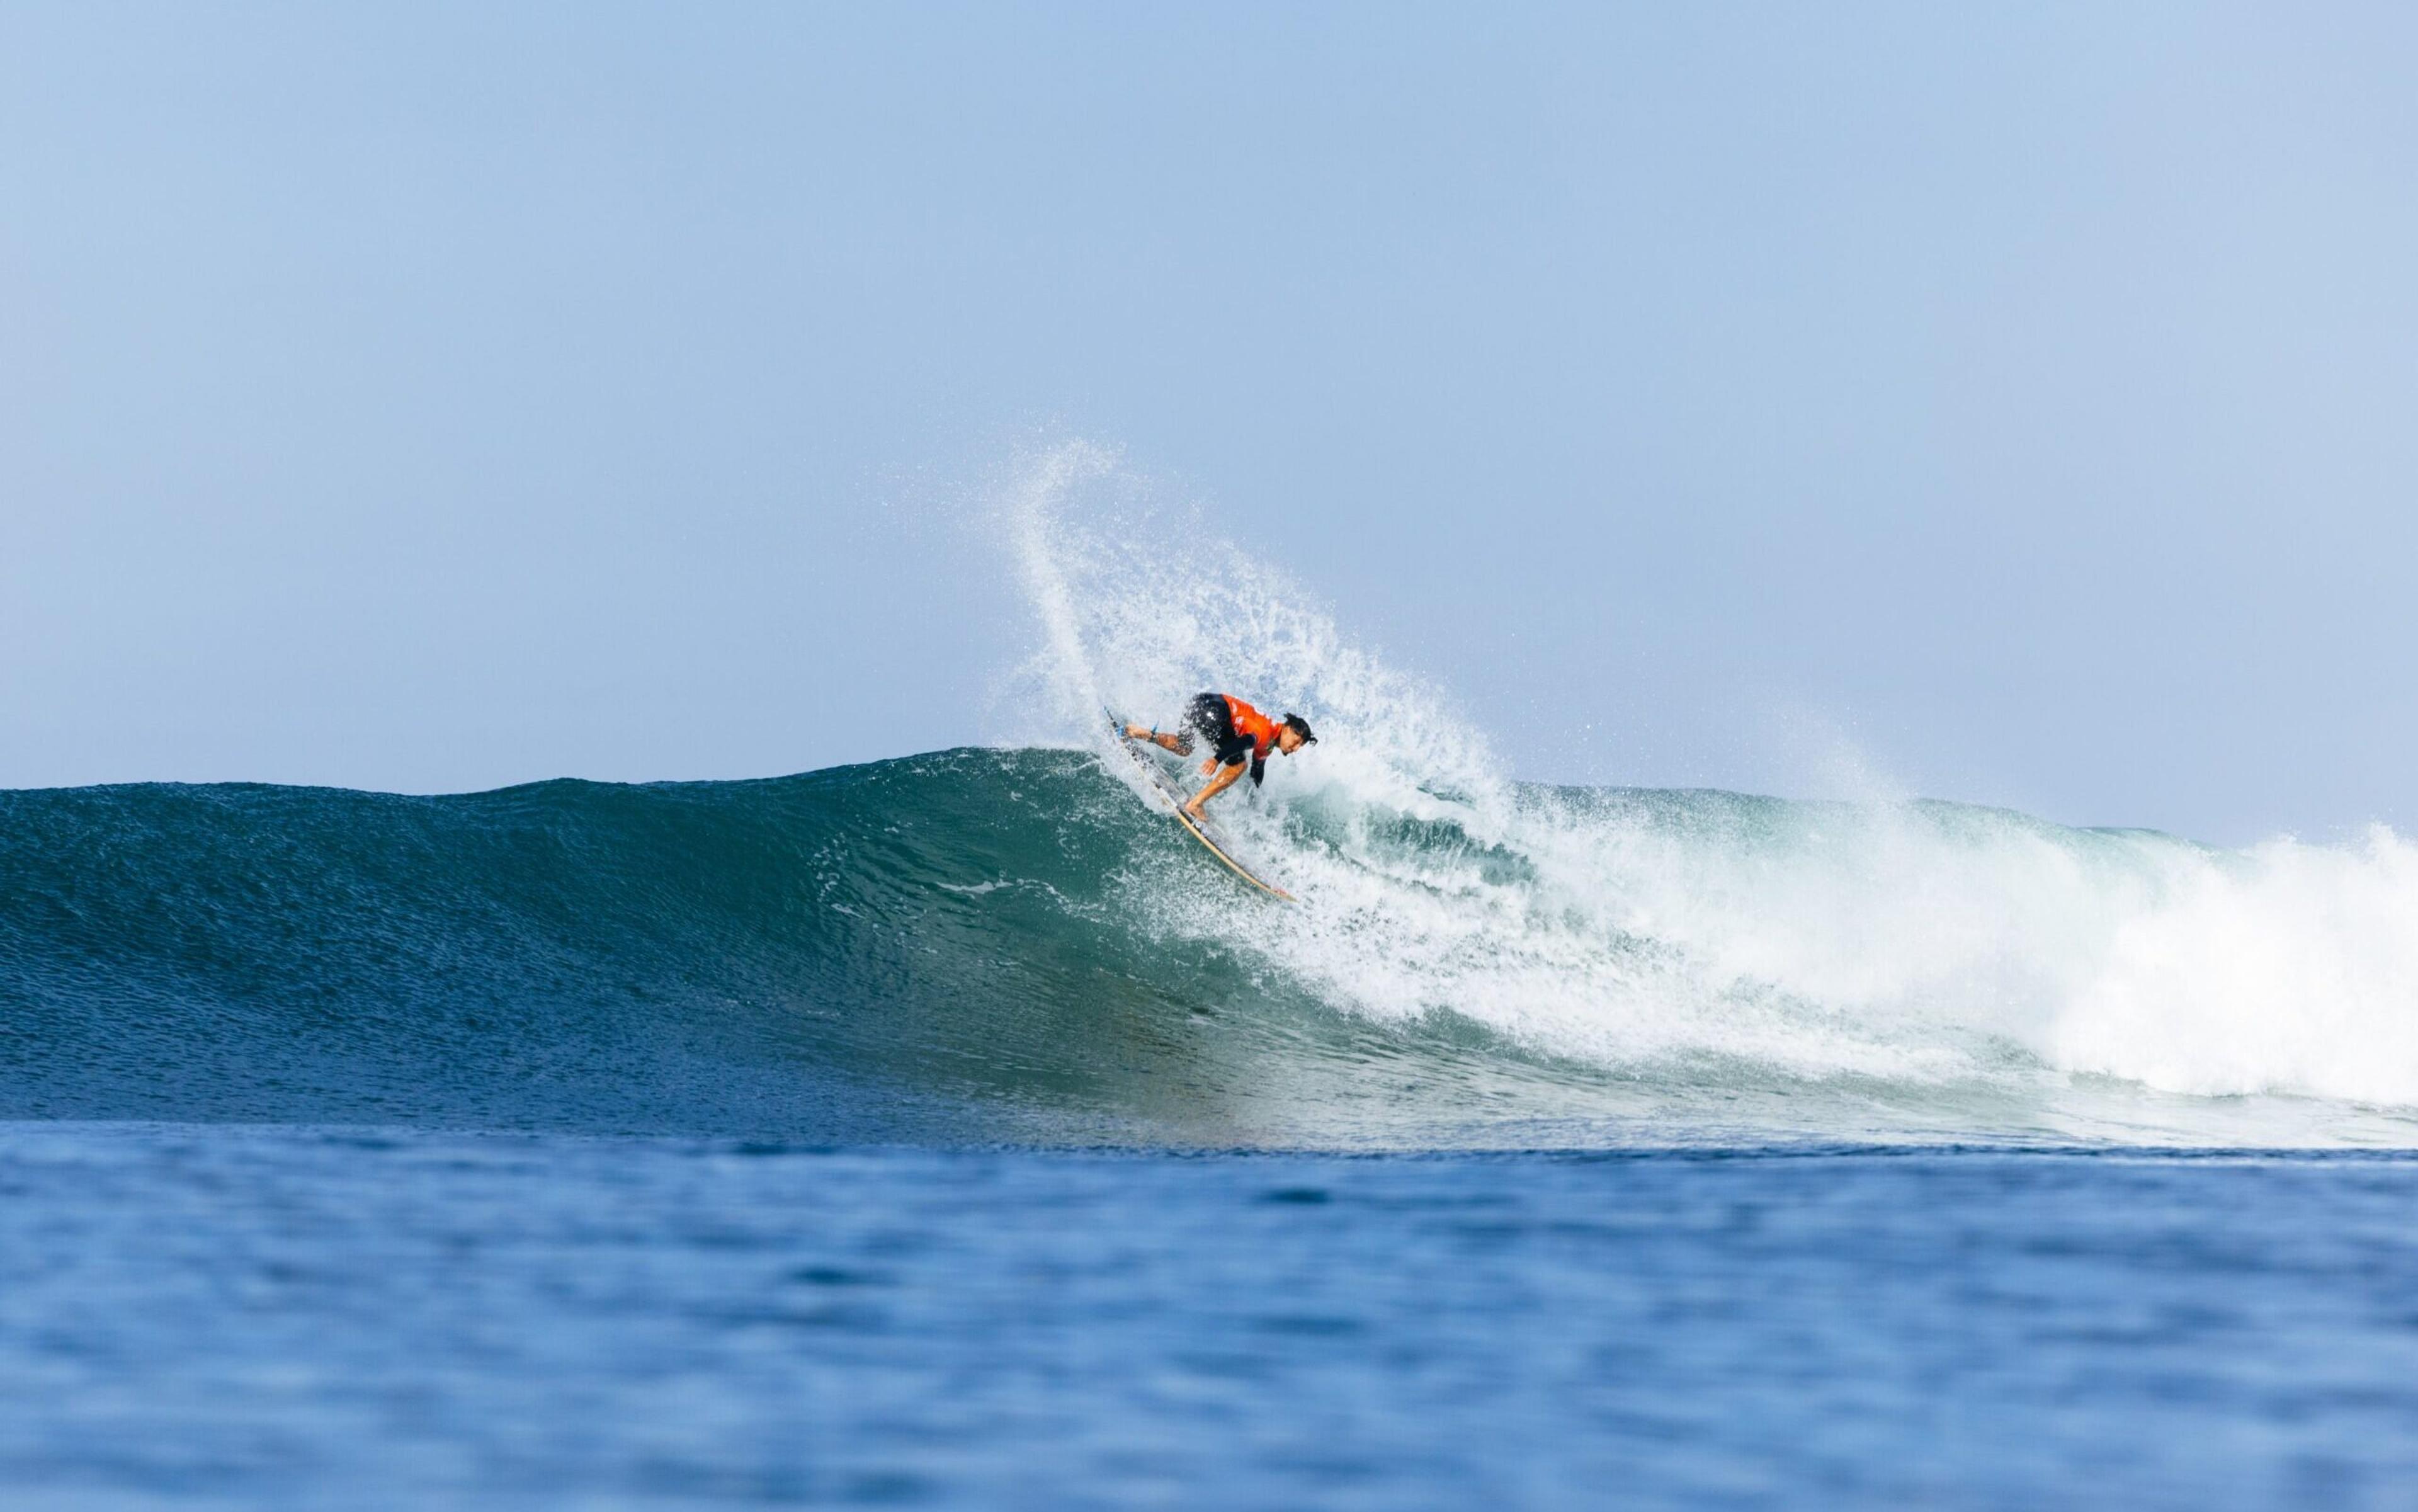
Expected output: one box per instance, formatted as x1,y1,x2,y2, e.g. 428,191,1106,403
1277,715,1316,754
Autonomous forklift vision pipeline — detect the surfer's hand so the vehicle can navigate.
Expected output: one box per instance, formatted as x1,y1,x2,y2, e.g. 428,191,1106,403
1200,759,1218,776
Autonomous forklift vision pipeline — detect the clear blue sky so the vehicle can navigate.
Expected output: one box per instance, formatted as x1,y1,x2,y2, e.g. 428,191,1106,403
4,3,2413,841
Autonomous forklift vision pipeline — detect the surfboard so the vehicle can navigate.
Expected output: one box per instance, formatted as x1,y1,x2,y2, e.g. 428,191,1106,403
1105,710,1296,902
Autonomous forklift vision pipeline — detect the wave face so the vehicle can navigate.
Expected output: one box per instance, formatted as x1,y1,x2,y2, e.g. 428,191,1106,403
0,754,1322,1143
4,748,2415,1149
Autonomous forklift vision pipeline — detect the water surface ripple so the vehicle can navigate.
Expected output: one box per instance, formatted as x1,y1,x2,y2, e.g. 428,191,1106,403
4,1125,2413,1509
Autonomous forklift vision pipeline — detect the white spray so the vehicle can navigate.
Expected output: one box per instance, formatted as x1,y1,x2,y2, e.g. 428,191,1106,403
999,443,2418,1115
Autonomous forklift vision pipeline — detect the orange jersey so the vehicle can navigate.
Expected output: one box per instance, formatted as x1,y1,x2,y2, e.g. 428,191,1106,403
1223,696,1281,759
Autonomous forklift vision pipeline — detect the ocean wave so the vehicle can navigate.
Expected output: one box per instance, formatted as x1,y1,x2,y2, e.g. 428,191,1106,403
3,748,2415,1148
4,444,2411,1149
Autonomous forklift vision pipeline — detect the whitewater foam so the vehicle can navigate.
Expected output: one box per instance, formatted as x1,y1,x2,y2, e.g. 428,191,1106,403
1003,444,2418,1117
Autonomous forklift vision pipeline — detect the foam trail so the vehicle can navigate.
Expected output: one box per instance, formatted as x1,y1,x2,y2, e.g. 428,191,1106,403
1001,445,2418,1116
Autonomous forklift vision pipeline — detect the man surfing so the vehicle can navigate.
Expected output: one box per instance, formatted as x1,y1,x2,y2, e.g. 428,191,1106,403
1117,693,1315,820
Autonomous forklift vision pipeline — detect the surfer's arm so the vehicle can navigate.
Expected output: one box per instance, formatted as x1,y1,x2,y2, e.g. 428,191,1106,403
1183,760,1247,817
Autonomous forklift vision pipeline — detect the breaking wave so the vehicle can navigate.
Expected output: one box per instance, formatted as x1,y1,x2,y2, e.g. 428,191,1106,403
3,443,2413,1149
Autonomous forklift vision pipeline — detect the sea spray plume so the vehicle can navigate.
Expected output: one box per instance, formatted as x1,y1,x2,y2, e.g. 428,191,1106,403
994,440,1498,812
986,443,2418,1113
997,439,1121,742
990,443,1981,1081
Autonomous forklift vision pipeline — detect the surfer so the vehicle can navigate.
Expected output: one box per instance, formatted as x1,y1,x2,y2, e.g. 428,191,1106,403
1119,694,1315,819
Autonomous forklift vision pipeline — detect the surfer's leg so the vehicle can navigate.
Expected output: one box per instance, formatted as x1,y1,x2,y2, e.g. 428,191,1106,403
1120,722,1195,755
1173,693,1231,761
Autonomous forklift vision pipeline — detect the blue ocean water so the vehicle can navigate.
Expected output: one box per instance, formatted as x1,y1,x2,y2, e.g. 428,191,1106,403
8,752,2418,1504
4,1126,2415,1509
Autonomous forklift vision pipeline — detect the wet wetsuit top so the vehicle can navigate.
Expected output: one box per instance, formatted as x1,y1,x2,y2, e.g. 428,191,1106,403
1181,692,1280,785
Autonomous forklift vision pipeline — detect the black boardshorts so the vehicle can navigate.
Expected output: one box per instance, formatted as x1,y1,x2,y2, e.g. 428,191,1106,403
1180,692,1256,768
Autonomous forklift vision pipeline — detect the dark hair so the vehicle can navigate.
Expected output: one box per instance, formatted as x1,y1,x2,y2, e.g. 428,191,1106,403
1281,713,1317,744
